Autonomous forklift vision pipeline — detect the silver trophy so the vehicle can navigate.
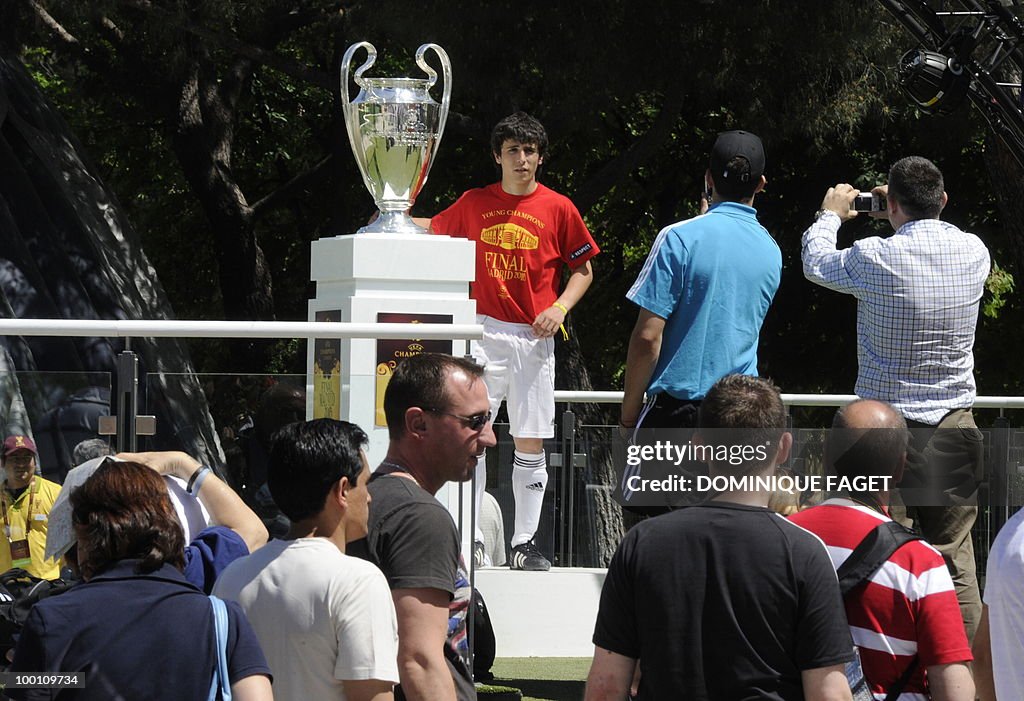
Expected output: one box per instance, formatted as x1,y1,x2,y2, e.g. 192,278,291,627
341,41,452,234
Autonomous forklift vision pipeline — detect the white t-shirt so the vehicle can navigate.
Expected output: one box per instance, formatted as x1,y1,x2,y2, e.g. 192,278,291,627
481,490,506,566
213,538,399,700
984,506,1024,700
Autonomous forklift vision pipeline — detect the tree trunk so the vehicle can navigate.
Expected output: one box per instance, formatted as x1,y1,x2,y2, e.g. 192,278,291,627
169,57,276,371
553,89,690,565
572,87,687,215
556,323,623,567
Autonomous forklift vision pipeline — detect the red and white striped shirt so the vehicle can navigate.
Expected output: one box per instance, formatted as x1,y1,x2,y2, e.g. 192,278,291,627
790,499,971,700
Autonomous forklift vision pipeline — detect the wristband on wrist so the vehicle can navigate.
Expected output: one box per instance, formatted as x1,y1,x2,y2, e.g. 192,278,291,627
552,301,569,315
187,466,212,494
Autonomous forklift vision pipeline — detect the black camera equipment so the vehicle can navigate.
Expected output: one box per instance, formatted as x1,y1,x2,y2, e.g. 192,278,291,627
879,0,1024,167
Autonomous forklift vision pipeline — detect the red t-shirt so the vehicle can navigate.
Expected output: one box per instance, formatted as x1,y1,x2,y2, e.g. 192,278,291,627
431,183,599,324
789,499,971,697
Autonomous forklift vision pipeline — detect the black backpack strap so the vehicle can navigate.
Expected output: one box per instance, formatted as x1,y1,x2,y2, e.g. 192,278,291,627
836,520,923,597
837,520,925,699
882,654,919,701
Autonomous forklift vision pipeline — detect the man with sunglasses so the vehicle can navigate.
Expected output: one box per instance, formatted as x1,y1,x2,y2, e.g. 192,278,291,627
351,353,496,701
0,435,61,580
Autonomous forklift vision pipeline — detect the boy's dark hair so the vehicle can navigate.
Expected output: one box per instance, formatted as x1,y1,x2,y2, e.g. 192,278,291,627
490,112,548,157
698,374,786,472
888,156,944,220
268,419,368,522
712,156,760,201
71,460,186,579
383,353,485,440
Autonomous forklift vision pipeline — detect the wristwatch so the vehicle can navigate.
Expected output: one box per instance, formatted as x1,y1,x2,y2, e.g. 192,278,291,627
814,209,832,222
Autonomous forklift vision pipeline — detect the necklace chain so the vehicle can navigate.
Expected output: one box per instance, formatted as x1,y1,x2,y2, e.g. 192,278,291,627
379,460,421,488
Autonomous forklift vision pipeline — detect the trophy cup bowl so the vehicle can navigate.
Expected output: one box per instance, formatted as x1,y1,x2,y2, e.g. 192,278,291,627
341,42,452,234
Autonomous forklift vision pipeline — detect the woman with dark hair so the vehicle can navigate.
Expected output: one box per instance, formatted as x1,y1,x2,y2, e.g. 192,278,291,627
7,460,273,700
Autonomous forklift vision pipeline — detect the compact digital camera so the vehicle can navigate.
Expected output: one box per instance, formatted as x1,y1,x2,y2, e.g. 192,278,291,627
852,193,886,213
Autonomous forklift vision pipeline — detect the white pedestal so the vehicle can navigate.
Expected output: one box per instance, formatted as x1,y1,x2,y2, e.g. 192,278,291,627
475,567,606,656
307,231,478,553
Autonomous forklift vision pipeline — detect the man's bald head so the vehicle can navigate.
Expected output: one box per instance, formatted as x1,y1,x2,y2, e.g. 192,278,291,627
826,399,908,482
835,399,905,431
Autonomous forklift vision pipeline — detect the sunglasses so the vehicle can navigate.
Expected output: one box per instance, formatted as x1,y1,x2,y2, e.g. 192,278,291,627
425,408,492,431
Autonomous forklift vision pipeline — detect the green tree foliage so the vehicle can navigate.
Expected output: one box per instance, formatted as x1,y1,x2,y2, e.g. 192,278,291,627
4,0,1020,400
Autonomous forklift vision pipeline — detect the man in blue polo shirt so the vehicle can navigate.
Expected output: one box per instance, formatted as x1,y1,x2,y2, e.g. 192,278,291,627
619,130,782,514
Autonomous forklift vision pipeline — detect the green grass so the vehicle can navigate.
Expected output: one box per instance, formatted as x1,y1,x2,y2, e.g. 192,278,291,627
485,657,590,701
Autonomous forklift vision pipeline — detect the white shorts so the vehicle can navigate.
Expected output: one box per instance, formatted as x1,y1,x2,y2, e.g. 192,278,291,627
472,315,555,439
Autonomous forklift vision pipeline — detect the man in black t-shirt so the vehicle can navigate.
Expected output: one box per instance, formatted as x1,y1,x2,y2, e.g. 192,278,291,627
586,375,854,701
350,353,496,701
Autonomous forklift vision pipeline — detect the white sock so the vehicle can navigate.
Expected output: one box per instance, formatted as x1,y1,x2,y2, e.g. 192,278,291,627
511,450,547,547
473,456,486,544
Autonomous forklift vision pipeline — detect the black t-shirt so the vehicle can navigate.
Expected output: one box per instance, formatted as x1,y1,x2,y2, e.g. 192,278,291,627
350,473,476,701
593,502,853,700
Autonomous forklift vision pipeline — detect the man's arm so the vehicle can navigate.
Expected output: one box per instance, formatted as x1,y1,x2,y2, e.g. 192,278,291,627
532,259,595,338
118,451,269,553
230,675,274,701
620,309,666,428
800,664,852,701
392,587,456,701
583,645,635,701
973,605,996,701
801,184,861,294
342,680,394,701
926,662,976,701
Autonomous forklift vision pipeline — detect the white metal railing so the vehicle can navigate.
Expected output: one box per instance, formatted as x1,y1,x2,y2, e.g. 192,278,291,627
0,318,483,340
554,390,1024,411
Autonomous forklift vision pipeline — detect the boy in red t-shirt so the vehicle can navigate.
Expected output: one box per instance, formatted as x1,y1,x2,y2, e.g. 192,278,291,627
419,112,599,570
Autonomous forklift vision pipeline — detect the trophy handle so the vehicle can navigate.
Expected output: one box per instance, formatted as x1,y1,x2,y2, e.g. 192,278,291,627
340,41,376,111
415,43,452,144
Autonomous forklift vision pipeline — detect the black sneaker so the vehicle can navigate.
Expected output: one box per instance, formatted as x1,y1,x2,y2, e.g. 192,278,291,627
509,539,551,571
473,541,491,568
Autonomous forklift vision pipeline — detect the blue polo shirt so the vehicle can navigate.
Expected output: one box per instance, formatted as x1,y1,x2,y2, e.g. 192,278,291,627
8,561,270,700
627,202,781,400
184,525,250,593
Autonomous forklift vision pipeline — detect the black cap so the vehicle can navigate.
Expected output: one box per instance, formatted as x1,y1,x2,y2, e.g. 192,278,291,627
709,130,765,185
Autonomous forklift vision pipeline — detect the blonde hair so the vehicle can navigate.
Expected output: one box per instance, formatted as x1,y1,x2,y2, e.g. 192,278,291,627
766,467,801,516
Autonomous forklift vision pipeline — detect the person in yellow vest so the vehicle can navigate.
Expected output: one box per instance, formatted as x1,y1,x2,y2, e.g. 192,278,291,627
1,435,61,579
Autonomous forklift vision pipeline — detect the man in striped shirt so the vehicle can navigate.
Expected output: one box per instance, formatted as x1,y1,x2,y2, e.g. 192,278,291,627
801,157,990,642
790,399,974,700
